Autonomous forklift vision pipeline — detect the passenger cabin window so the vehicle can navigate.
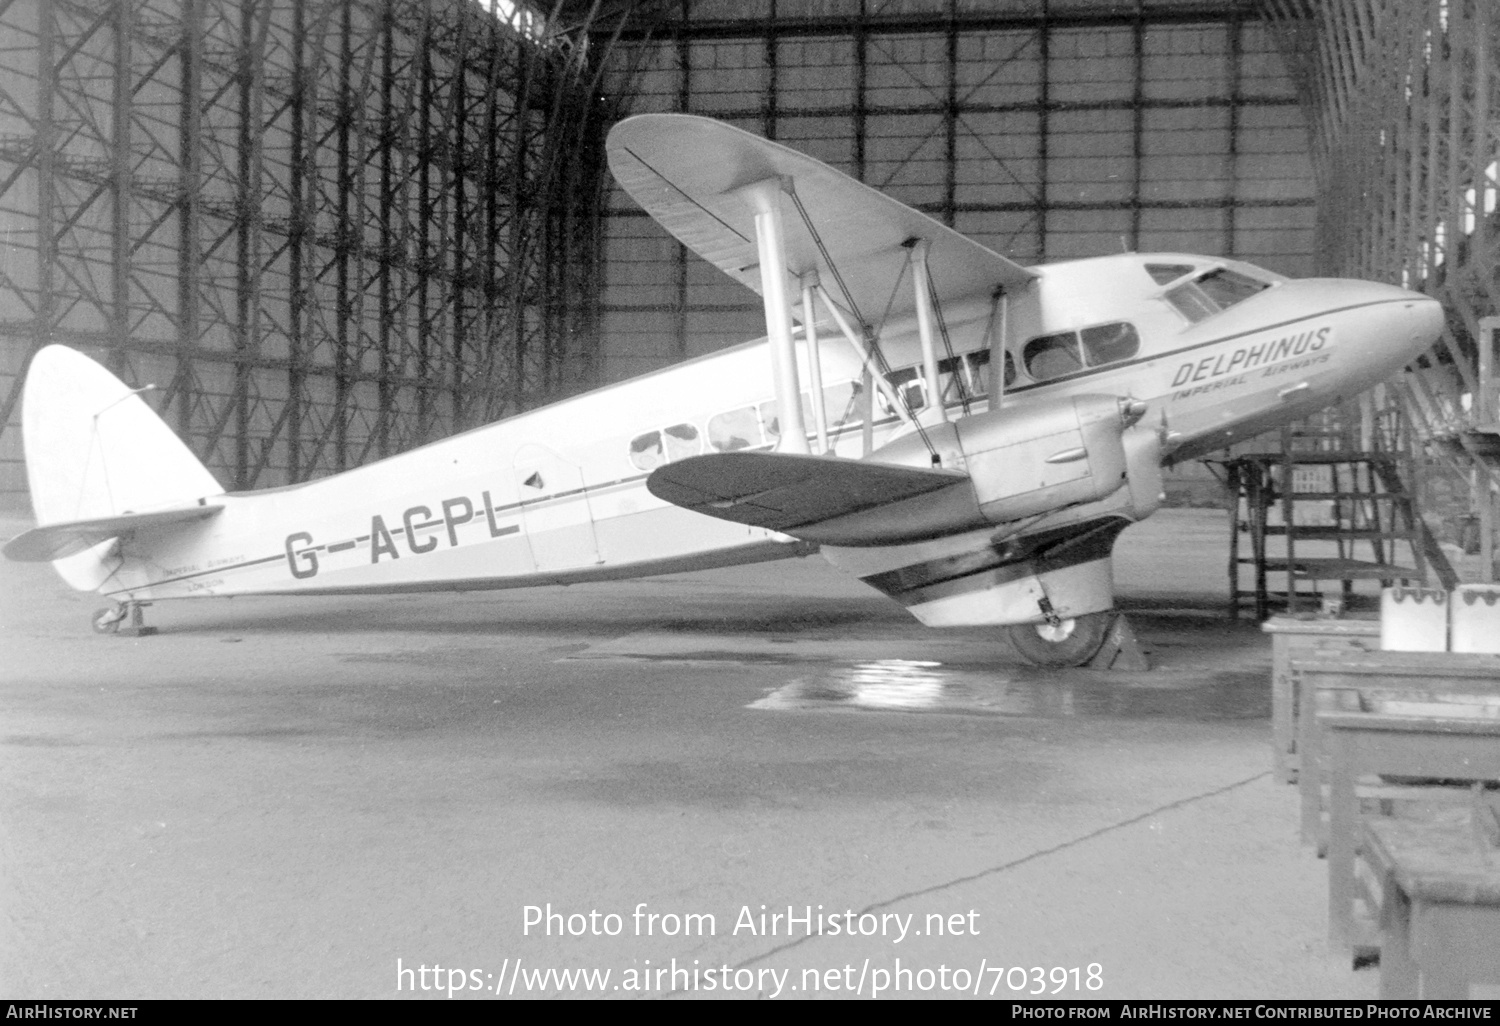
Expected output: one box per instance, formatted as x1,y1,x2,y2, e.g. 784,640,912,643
1080,322,1140,365
635,383,871,470
758,401,781,443
880,366,927,415
986,349,1017,391
1024,331,1084,380
1164,268,1270,323
630,423,703,471
663,423,700,461
823,381,864,429
708,407,763,452
1022,322,1139,381
629,431,665,471
699,382,868,457
875,350,1012,415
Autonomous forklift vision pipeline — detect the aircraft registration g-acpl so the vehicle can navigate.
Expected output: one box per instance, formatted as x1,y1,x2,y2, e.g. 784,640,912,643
4,114,1444,666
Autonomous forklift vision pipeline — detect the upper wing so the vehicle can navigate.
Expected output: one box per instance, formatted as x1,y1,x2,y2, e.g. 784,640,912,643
647,451,982,546
3,503,223,562
607,114,1037,324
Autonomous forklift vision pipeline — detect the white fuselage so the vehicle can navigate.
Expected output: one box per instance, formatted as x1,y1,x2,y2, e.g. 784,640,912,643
102,253,1441,604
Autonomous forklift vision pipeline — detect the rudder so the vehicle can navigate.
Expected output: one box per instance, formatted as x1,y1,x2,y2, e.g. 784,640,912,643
20,345,223,589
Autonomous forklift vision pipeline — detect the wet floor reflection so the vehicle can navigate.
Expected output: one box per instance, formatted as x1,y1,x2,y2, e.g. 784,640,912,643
750,658,1269,720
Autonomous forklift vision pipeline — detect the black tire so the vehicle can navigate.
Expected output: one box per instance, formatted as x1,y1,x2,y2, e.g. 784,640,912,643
1006,611,1112,667
92,606,124,635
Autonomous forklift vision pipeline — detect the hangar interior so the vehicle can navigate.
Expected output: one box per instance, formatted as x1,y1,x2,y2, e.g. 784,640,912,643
5,0,1500,1002
0,0,1496,589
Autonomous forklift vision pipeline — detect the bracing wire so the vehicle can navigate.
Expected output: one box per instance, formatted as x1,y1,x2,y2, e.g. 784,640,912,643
784,182,940,463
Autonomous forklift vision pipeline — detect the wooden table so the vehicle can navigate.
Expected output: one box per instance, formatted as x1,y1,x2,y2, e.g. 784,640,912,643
1294,653,1500,848
1263,616,1380,784
1364,815,1500,998
1321,712,1500,954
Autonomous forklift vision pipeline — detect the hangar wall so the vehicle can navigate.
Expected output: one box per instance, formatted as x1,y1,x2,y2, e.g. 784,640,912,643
597,0,1319,384
0,0,636,504
1261,0,1500,547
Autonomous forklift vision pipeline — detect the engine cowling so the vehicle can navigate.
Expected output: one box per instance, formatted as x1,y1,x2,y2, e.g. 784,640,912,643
865,394,1150,527
958,395,1132,523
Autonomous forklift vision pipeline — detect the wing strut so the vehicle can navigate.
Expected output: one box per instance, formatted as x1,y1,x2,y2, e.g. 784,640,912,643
781,180,940,464
737,177,810,454
800,275,830,454
908,238,947,426
810,283,914,429
986,287,1010,410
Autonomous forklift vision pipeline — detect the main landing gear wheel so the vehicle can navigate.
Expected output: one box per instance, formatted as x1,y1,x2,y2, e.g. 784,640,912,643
1006,611,1112,667
92,605,127,635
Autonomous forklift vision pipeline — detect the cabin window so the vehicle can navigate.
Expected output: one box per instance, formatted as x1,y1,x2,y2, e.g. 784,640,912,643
964,349,1013,396
1024,331,1084,380
823,381,863,429
879,366,927,415
874,352,1012,410
757,401,783,443
936,355,963,404
935,353,988,404
954,348,1014,396
1080,321,1140,365
1146,263,1195,285
708,407,762,452
629,431,665,471
967,349,1015,394
968,350,990,396
662,423,700,461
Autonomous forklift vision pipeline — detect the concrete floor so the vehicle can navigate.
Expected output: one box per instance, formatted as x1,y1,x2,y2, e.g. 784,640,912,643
0,508,1379,999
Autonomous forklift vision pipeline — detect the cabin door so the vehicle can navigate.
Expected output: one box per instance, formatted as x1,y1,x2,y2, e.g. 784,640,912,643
513,444,602,571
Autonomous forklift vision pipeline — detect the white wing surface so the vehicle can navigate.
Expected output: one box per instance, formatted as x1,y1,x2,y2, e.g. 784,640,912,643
607,114,1037,324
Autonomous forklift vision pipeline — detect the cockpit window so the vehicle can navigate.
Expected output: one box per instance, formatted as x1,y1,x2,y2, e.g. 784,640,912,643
1164,268,1270,323
1146,263,1195,285
1024,331,1084,380
1197,268,1270,308
1080,321,1140,365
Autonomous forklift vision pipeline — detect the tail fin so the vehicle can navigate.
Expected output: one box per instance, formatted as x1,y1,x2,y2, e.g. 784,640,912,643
17,345,223,589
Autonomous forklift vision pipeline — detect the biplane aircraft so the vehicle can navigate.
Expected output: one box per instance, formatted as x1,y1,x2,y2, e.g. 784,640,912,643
4,114,1443,665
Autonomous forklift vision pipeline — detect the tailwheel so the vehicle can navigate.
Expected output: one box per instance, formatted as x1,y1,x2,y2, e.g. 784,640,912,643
1006,611,1112,667
92,605,127,635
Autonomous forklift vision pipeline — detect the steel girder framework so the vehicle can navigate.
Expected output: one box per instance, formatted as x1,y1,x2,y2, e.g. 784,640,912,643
1261,1,1499,450
0,0,649,496
1259,0,1500,577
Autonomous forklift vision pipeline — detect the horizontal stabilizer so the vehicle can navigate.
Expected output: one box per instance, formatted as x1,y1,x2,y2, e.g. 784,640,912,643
608,115,1037,323
647,451,968,536
3,503,223,562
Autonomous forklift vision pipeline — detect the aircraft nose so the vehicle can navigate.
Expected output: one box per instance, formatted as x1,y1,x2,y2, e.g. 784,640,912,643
1320,278,1443,357
1404,292,1445,347
1378,287,1445,359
